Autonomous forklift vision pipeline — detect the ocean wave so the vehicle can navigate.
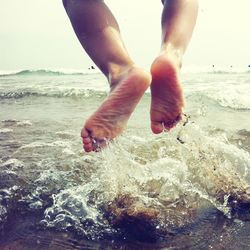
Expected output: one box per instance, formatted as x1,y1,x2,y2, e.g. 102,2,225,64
187,89,250,110
1,68,250,77
0,128,13,133
1,87,249,111
0,69,100,77
181,65,250,74
206,70,249,74
209,70,250,74
0,158,24,170
17,120,33,127
19,140,71,150
0,88,108,99
1,119,32,127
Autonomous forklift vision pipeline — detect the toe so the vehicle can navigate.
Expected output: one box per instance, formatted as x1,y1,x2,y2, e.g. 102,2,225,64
151,121,164,134
83,137,91,144
81,128,89,138
164,114,182,130
82,128,94,152
84,143,93,152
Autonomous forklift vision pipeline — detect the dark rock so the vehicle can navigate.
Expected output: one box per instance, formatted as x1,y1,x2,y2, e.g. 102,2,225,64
103,194,160,242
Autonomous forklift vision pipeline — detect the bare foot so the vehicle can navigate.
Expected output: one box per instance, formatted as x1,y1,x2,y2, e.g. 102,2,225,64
81,66,151,152
150,54,184,134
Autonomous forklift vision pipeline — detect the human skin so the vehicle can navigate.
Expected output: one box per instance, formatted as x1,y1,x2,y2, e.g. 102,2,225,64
151,0,198,133
63,0,198,152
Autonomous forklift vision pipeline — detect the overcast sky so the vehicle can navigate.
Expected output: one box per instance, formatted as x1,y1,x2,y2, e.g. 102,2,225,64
0,0,250,71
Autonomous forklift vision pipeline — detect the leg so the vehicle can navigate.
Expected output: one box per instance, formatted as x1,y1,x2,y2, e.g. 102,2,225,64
63,0,151,152
150,0,198,133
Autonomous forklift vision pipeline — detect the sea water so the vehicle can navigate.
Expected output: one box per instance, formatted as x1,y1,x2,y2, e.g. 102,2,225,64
0,69,250,249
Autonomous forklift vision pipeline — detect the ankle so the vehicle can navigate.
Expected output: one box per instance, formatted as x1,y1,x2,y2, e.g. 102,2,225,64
160,45,183,69
108,63,135,88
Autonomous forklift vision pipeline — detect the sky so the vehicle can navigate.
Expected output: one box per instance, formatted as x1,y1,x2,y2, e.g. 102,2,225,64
0,0,250,71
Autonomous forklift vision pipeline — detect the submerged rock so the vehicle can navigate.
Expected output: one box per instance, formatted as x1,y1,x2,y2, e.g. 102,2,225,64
102,193,161,241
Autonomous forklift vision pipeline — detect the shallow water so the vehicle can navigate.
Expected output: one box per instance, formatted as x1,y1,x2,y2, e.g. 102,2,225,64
0,70,250,249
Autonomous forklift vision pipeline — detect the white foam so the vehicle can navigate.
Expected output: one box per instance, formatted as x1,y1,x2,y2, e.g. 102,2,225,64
0,158,24,169
0,128,13,133
19,140,70,149
206,85,250,110
16,120,33,126
62,148,75,155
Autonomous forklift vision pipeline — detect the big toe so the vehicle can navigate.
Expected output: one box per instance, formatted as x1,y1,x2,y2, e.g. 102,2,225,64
151,114,182,134
84,143,93,152
81,128,94,152
81,128,109,152
151,121,164,134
